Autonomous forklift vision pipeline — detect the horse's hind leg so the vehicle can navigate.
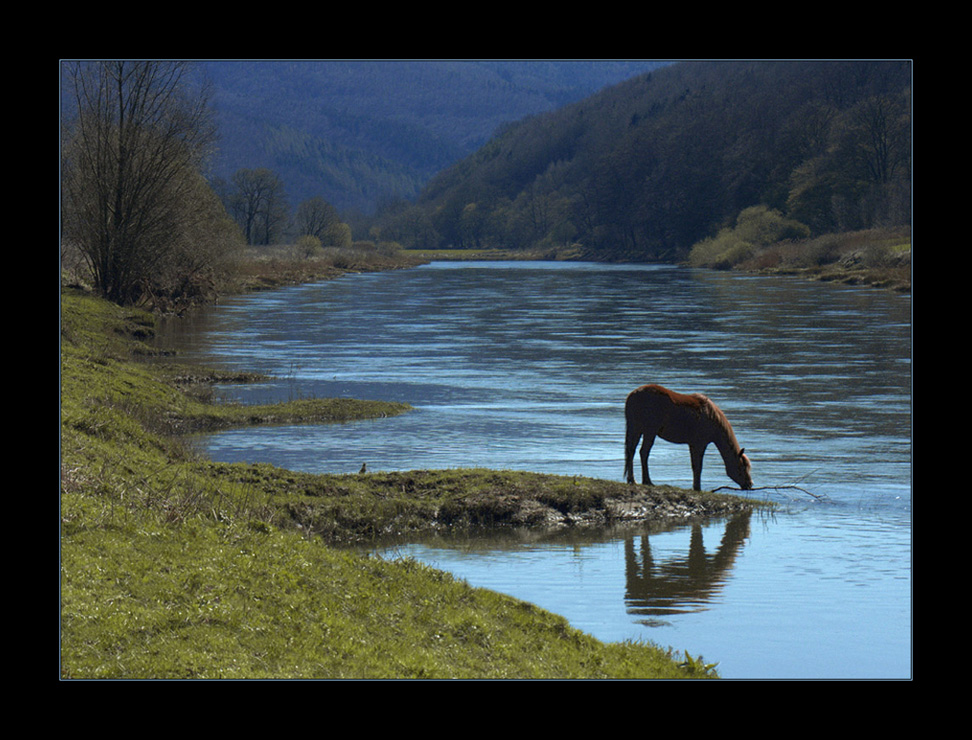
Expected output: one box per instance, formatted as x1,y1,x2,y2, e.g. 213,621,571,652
690,444,706,491
624,426,641,483
639,434,656,486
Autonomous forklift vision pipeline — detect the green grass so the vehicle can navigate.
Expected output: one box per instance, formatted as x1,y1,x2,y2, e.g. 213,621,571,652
61,515,707,679
207,464,755,544
60,289,725,679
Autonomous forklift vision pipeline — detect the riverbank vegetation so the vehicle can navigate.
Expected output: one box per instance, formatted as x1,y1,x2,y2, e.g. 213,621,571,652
61,289,759,678
731,226,911,292
61,62,242,311
225,242,427,294
686,208,910,292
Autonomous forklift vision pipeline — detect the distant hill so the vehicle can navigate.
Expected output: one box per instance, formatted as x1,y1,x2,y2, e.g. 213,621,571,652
201,60,669,214
389,60,911,260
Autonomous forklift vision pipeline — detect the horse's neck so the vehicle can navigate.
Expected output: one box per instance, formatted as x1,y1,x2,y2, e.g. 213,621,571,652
709,422,740,462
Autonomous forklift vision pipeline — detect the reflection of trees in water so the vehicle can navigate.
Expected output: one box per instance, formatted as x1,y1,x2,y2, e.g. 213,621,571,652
624,512,751,624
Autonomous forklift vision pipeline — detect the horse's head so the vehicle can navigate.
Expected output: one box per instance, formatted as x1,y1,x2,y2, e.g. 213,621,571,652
730,449,753,490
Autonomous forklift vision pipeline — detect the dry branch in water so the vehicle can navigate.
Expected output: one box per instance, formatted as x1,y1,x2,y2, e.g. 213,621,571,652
712,484,829,501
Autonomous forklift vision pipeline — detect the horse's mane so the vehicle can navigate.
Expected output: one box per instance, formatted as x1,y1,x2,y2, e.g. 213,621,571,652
697,394,741,452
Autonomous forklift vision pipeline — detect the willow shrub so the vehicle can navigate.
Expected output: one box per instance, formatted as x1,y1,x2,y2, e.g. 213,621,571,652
689,205,810,269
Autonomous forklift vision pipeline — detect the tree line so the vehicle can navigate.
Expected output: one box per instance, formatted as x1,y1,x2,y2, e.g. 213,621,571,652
210,168,351,250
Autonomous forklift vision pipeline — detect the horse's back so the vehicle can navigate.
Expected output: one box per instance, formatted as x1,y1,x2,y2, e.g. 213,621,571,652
627,384,712,446
628,384,707,411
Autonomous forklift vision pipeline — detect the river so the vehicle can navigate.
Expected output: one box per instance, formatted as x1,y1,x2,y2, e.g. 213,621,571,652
156,262,912,679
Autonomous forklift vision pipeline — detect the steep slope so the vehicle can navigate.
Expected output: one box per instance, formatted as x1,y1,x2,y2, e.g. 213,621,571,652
201,60,667,213
405,60,911,259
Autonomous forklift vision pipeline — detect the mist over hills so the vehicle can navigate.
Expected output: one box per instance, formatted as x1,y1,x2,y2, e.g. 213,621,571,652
201,60,668,214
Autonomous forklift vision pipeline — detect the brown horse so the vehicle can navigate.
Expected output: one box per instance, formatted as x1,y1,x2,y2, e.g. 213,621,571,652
624,384,753,491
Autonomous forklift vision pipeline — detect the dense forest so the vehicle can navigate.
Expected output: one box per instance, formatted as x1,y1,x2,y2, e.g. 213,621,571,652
373,61,911,262
200,61,667,214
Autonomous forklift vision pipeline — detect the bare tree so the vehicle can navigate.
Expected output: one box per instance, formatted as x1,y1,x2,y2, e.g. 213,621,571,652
295,196,341,242
62,61,225,305
851,95,910,186
229,168,289,245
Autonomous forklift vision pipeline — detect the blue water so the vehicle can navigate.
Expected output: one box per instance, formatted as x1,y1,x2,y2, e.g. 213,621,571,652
157,262,912,679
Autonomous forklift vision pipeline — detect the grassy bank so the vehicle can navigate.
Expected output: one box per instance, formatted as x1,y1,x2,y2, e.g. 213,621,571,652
404,229,911,293
399,247,572,262
731,227,911,293
226,244,427,293
60,289,756,679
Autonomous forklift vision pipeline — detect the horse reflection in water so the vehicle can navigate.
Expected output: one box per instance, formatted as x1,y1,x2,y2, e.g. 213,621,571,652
624,384,753,491
625,511,752,619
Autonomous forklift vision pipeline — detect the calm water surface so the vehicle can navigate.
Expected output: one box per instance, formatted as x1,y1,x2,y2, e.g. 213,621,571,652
157,262,912,679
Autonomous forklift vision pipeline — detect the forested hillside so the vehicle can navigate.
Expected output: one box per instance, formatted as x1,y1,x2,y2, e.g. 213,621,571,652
377,60,911,261
201,60,667,214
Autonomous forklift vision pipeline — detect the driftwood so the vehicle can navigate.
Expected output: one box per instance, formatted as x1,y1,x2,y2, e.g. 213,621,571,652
712,484,829,501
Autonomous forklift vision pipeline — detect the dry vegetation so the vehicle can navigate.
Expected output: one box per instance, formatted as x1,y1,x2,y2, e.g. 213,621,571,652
225,243,427,293
737,227,911,293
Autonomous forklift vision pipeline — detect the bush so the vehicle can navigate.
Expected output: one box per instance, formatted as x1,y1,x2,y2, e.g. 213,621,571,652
689,205,808,269
733,205,809,245
323,222,353,249
295,235,322,258
800,235,843,266
688,232,748,269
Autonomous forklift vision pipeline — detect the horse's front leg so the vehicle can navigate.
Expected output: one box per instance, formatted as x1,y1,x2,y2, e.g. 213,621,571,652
689,443,707,491
640,435,655,486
